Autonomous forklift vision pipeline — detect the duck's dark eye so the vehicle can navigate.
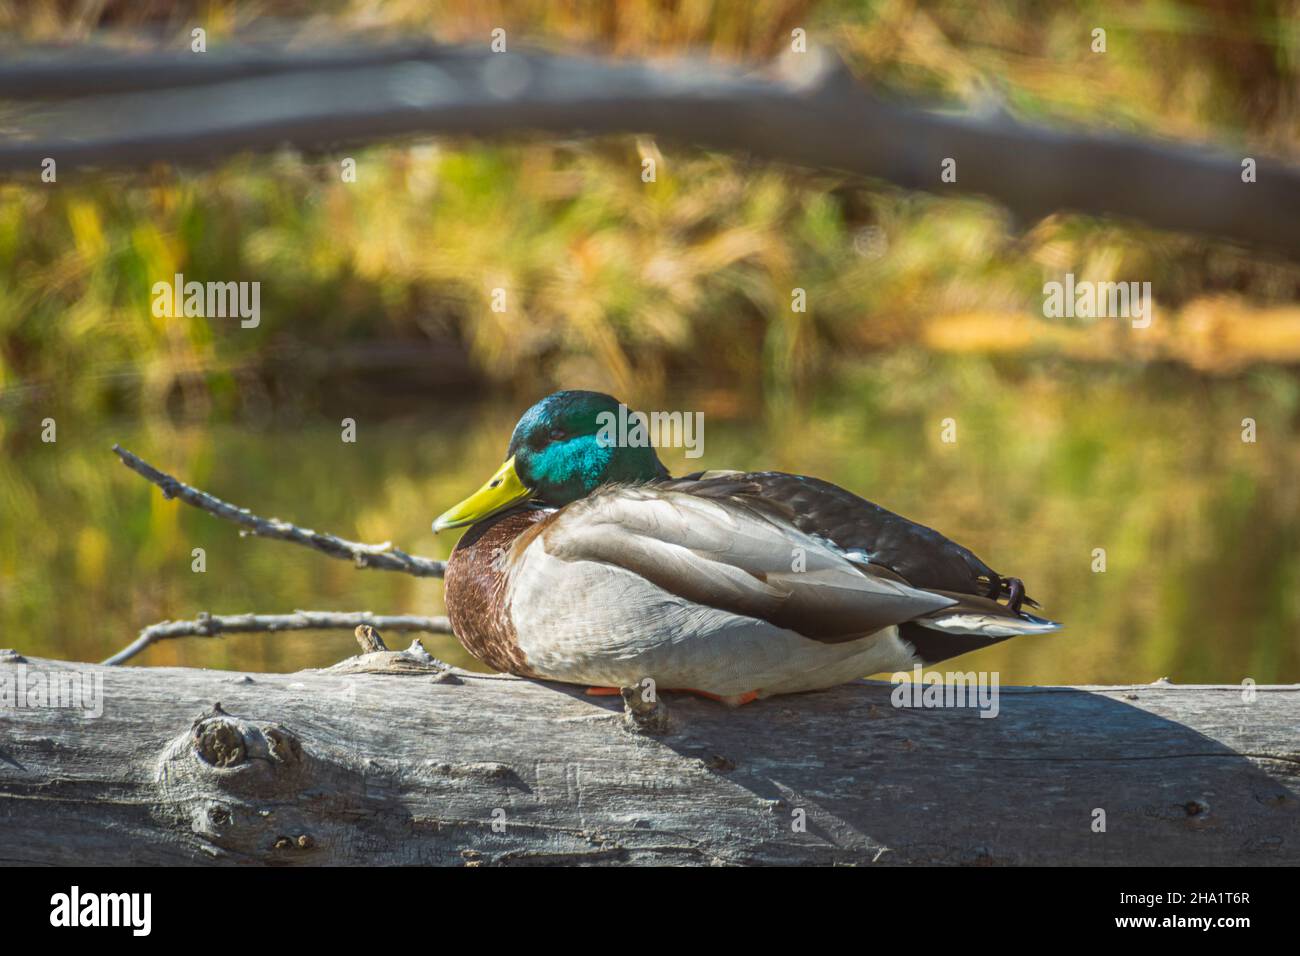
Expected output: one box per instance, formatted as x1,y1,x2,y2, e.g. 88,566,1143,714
549,427,567,441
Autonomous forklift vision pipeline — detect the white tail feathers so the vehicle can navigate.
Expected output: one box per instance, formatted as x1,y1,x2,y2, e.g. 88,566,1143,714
915,610,1063,638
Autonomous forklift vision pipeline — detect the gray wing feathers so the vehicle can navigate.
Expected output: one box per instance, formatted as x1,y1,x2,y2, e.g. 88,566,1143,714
542,486,955,643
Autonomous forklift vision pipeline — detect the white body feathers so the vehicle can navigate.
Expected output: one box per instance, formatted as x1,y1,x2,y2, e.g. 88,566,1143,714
502,487,954,698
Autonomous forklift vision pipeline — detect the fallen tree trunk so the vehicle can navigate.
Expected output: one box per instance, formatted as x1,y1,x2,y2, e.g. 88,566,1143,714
0,649,1296,866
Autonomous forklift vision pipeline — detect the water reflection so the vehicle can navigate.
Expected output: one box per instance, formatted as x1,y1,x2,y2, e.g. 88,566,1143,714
3,355,1296,685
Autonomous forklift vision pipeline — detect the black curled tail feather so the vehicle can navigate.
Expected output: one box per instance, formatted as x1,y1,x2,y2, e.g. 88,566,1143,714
898,622,1013,667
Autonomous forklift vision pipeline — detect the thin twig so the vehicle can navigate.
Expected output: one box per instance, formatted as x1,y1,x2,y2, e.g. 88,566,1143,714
102,610,452,666
111,444,446,577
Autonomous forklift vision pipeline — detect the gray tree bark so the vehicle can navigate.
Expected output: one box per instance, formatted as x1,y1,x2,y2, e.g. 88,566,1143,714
4,42,1298,256
1,648,1296,865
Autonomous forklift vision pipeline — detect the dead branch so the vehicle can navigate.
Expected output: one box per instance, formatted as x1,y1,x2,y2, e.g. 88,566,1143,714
112,444,445,577
105,445,451,666
102,610,452,666
3,42,1297,255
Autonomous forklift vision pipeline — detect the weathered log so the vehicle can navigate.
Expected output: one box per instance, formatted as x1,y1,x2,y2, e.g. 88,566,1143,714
0,650,1296,866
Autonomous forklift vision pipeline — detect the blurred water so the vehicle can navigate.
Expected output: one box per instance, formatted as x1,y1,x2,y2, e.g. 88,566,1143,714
3,354,1297,685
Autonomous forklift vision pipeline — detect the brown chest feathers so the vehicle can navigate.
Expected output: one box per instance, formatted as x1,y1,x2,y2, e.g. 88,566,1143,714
443,506,552,676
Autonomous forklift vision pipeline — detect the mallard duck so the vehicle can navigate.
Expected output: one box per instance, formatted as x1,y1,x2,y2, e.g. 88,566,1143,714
433,390,1061,704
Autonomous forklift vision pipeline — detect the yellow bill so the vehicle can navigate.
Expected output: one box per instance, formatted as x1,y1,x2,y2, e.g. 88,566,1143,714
432,456,533,532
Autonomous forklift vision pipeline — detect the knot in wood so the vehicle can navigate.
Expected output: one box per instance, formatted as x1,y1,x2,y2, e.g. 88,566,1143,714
621,684,670,735
208,806,232,827
273,834,315,851
195,719,246,767
189,705,302,771
264,727,302,765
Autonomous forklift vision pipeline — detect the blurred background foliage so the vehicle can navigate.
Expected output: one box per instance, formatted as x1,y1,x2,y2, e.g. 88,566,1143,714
1,0,1297,683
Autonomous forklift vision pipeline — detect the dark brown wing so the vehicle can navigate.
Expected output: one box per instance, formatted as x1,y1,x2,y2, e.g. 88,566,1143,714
659,471,1057,665
672,470,1033,606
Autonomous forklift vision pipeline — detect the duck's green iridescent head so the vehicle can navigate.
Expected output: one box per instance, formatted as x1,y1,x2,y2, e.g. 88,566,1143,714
432,390,668,532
